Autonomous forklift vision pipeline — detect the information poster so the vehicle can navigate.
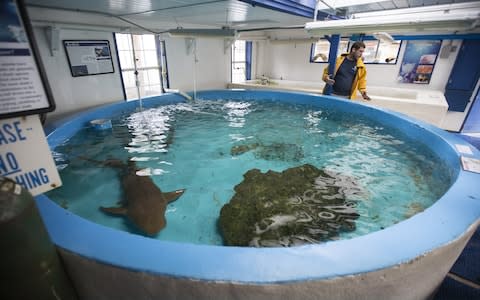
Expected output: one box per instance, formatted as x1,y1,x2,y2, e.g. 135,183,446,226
64,40,114,77
0,0,55,119
0,115,62,195
397,40,441,84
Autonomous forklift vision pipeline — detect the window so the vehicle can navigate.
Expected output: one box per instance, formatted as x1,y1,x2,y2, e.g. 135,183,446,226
311,38,401,64
311,39,349,62
362,40,401,64
231,40,252,83
115,33,163,100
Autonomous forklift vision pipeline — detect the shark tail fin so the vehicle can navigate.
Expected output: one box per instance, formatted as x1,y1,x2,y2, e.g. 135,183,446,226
100,206,128,216
163,189,186,203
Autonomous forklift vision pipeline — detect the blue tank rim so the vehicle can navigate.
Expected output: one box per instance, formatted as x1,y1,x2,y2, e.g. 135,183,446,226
37,89,480,283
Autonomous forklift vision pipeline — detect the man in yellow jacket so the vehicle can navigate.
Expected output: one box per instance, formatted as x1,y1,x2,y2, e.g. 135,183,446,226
322,41,371,100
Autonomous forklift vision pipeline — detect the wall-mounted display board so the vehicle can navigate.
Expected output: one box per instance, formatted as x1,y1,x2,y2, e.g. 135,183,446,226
397,40,441,84
0,0,56,119
63,40,114,77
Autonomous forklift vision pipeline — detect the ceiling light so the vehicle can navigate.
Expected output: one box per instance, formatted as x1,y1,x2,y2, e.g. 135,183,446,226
351,2,480,19
305,5,480,35
168,28,237,38
372,32,394,43
315,0,384,10
269,38,319,44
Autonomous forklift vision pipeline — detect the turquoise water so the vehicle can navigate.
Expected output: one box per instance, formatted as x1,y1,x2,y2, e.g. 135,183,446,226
47,99,453,246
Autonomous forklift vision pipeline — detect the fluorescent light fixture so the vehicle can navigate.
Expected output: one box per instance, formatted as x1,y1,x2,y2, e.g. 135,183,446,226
352,2,480,19
168,28,237,38
316,0,382,10
269,38,319,44
306,3,480,35
372,32,394,43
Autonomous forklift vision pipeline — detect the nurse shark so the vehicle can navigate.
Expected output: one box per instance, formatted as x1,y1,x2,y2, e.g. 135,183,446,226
83,158,185,235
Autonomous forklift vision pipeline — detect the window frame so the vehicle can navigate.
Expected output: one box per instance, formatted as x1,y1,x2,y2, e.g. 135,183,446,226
114,33,164,100
231,40,252,83
310,38,402,65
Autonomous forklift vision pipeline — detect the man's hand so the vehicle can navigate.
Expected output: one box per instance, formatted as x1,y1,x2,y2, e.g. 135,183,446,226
324,74,335,85
361,92,371,101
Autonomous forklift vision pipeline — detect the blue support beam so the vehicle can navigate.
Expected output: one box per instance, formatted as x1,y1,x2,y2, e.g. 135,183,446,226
245,41,252,80
324,34,340,96
239,0,332,19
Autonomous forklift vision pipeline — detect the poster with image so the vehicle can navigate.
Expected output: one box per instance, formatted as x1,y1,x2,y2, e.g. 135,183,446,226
397,40,441,84
0,0,55,119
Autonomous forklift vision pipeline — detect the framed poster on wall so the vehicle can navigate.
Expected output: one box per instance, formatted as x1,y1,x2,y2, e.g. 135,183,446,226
397,40,441,84
63,40,114,77
0,0,56,119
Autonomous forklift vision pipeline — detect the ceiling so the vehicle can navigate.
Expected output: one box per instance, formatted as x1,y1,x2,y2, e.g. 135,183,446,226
319,0,478,15
24,0,480,34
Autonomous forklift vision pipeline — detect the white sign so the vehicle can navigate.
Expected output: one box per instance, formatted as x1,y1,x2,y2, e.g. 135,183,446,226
455,144,473,155
0,114,61,195
461,156,480,174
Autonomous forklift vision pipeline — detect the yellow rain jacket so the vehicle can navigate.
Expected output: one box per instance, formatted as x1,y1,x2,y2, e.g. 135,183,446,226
322,54,367,100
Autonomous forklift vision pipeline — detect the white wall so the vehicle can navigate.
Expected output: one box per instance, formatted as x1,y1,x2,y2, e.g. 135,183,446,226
33,28,232,122
255,37,478,132
258,38,461,92
164,37,231,92
32,27,124,122
367,40,462,91
261,41,320,81
29,15,474,132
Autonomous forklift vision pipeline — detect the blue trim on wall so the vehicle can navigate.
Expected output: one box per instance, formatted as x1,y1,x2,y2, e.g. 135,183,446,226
245,41,252,80
392,34,480,41
39,90,480,283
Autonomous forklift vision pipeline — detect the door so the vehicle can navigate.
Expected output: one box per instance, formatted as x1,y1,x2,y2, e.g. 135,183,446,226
462,88,480,133
444,40,480,112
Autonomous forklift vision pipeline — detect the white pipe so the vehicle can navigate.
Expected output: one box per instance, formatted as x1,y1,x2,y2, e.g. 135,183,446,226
269,38,319,44
130,35,142,110
30,20,148,34
164,89,193,102
193,40,197,101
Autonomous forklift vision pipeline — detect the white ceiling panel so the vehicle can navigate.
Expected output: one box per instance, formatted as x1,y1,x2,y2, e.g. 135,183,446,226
24,0,479,34
123,1,310,31
25,0,220,16
25,0,312,32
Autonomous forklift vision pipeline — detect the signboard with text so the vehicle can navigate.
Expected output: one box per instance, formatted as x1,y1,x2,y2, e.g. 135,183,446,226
0,0,55,119
0,115,61,195
63,40,114,77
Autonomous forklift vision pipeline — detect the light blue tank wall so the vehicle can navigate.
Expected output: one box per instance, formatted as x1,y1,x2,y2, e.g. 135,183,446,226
39,90,480,284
